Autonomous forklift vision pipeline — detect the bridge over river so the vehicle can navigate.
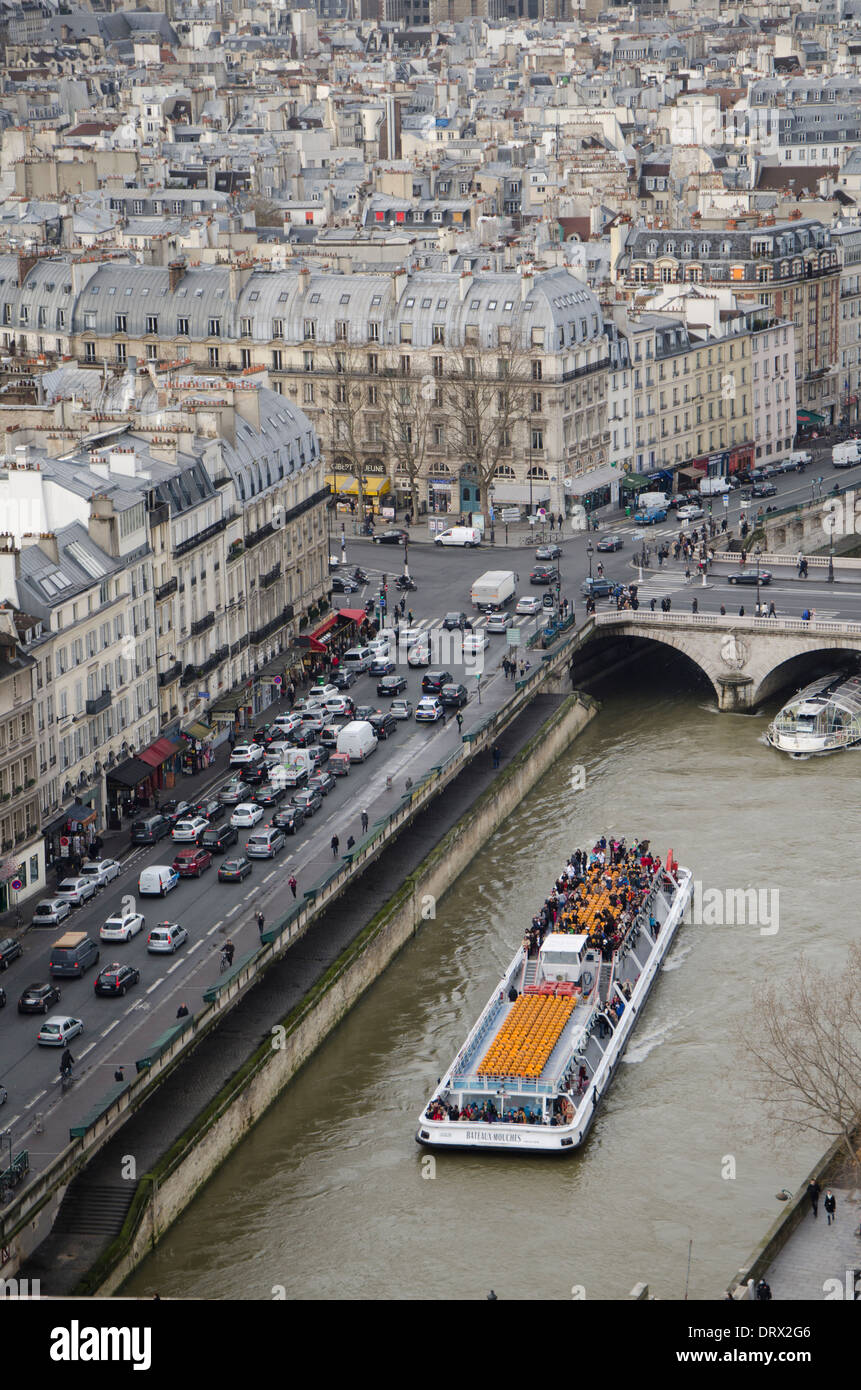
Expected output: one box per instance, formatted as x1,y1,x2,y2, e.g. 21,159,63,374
570,610,861,711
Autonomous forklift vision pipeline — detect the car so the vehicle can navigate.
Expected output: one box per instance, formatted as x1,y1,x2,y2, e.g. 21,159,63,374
78,859,122,889
240,762,270,785
727,569,773,586
310,766,340,795
369,656,396,677
100,912,145,944
322,696,356,718
407,642,430,667
354,704,378,722
272,805,305,833
194,797,224,823
328,753,351,777
171,816,209,844
377,674,407,697
774,457,800,474
367,636,393,657
37,1014,83,1046
201,824,239,854
389,698,414,720
596,535,624,553
463,632,489,655
30,898,72,928
172,847,212,879
18,981,61,1014
535,543,562,560
415,697,444,722
367,712,397,741
218,856,252,882
633,508,667,525
750,482,778,498
440,682,468,708
331,574,358,594
287,725,316,749
306,744,329,769
676,504,705,522
230,802,264,828
304,683,341,705
485,612,513,633
146,922,188,954
515,595,541,615
422,669,454,694
442,611,468,631
318,724,343,749
161,799,195,826
229,742,264,766
580,577,615,598
130,814,171,845
219,779,250,806
245,827,286,859
529,567,559,585
254,784,286,808
94,963,140,997
273,712,304,736
833,453,858,469
55,877,97,908
333,668,358,690
292,788,323,817
372,529,409,544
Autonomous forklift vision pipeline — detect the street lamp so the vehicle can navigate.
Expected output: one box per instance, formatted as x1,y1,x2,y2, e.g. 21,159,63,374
587,540,594,581
755,545,763,614
828,529,835,584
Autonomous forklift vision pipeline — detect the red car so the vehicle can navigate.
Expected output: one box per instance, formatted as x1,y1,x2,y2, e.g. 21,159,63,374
172,847,212,879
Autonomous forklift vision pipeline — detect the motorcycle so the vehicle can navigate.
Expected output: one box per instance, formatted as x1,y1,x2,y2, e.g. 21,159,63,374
352,567,369,584
394,574,417,591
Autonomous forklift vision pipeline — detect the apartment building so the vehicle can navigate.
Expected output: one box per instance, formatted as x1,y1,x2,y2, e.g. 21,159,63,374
830,222,861,426
0,605,40,911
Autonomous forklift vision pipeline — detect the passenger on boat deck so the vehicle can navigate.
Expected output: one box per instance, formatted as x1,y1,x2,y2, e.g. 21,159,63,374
577,1065,589,1094
614,997,625,1019
622,982,632,1001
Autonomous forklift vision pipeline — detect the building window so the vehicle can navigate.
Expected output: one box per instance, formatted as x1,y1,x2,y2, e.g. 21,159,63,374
531,428,544,451
303,383,314,404
177,317,189,336
146,315,159,334
84,342,95,362
208,346,220,367
272,350,282,370
208,318,221,337
335,320,348,341
115,313,127,333
272,319,283,339
303,319,316,340
116,342,127,364
240,317,252,337
532,360,542,381
432,325,445,344
240,348,251,369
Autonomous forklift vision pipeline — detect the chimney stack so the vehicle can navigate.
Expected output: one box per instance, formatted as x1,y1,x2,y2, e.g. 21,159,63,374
17,250,39,288
168,258,186,293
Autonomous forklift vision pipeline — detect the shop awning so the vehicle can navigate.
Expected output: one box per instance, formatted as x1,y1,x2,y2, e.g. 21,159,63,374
337,607,368,625
310,614,339,641
325,475,391,498
67,800,97,829
139,736,184,768
797,410,826,424
296,634,328,653
621,472,651,491
184,721,212,741
106,757,153,789
209,688,252,721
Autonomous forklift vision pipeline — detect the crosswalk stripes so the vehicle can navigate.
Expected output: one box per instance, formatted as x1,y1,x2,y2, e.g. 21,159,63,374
395,614,533,633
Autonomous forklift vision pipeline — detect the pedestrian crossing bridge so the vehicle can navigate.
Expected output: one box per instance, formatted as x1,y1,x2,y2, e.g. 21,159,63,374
575,610,861,711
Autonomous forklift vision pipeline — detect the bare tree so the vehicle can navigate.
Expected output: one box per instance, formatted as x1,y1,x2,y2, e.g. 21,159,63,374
378,355,435,523
443,339,531,528
746,944,861,1175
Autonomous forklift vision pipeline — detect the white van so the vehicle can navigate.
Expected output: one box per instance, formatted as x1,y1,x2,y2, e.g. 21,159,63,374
833,440,861,468
341,647,373,673
434,527,481,548
636,491,670,511
138,865,180,897
698,477,732,496
336,720,378,762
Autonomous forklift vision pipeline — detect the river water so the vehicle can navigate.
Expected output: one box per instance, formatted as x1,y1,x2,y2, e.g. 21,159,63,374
123,658,856,1301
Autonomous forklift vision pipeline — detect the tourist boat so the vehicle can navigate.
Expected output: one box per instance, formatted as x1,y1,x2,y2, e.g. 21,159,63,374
416,846,693,1155
767,671,861,757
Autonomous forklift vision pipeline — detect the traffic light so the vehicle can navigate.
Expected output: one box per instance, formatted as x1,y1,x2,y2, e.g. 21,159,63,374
380,573,388,596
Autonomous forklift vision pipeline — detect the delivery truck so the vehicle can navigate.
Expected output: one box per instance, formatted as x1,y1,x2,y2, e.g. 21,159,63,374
470,570,517,609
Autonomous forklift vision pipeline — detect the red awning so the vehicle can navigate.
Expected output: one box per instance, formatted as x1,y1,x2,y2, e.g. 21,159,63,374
139,737,183,768
310,614,339,640
296,635,328,653
337,608,368,624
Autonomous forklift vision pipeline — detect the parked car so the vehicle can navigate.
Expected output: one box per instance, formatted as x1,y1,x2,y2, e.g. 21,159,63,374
171,816,209,844
389,698,414,720
516,595,541,615
244,828,286,859
229,742,264,767
0,938,23,971
218,856,252,883
30,898,72,929
18,981,61,1014
172,847,212,879
94,963,140,997
485,612,513,634
231,802,263,828
422,669,453,694
292,788,323,817
415,697,444,722
377,674,407,698
37,1014,83,1047
535,543,561,560
78,859,121,889
367,712,397,742
272,805,305,833
442,611,468,631
596,535,624,553
440,682,468,708
55,877,98,908
201,824,239,854
100,911,145,944
147,922,188,954
727,570,772,586
219,779,250,806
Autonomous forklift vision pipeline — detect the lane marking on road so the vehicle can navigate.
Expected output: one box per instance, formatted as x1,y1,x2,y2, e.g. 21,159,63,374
145,979,163,994
206,923,221,936
225,905,239,917
188,940,203,954
263,871,277,882
166,961,182,974
23,1091,46,1110
100,1020,120,1038
80,1042,96,1058
5,1113,21,1128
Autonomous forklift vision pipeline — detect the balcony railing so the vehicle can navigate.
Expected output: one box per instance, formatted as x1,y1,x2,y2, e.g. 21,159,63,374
155,576,178,602
249,605,293,646
260,563,282,590
191,613,216,637
157,661,182,687
173,514,230,558
85,689,112,716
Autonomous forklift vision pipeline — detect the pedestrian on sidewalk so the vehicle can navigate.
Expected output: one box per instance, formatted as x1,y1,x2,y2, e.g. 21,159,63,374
691,597,698,614
288,874,297,898
176,1002,189,1018
360,809,369,834
255,910,265,940
684,567,691,584
768,601,777,617
720,605,726,616
738,605,745,617
808,1178,821,1218
331,834,340,858
755,1279,772,1302
346,835,355,851
114,1067,125,1083
824,1190,837,1225
492,745,501,769
456,711,464,733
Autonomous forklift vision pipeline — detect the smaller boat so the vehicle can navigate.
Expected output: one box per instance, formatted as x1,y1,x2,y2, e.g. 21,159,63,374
767,671,861,757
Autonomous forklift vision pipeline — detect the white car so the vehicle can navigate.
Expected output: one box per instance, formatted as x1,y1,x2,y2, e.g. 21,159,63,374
55,877,97,908
100,911,145,943
367,637,392,658
407,642,431,667
272,714,303,736
322,697,354,718
78,859,122,889
146,922,188,954
516,596,541,615
485,612,513,633
415,697,444,722
229,742,264,766
463,632,489,655
37,1014,83,1047
396,628,422,648
31,898,72,928
230,802,264,828
676,504,704,522
172,816,209,843
303,684,339,706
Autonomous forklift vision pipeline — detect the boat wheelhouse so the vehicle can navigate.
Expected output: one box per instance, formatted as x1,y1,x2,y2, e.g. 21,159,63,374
767,671,861,757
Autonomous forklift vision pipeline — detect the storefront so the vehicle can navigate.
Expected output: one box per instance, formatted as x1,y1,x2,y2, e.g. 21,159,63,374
296,607,371,678
105,757,157,828
138,736,184,791
325,471,392,515
43,795,99,874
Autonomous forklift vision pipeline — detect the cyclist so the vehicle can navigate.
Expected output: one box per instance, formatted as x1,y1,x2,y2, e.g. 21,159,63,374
60,1047,73,1080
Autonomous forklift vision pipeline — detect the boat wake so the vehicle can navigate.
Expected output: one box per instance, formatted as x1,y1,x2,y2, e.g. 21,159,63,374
622,1006,693,1066
662,939,694,973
